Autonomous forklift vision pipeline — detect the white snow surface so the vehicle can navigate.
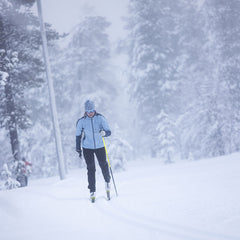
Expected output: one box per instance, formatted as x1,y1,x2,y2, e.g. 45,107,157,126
1,153,240,240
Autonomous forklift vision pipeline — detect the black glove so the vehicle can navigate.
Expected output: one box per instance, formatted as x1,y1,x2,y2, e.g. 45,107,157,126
76,149,82,158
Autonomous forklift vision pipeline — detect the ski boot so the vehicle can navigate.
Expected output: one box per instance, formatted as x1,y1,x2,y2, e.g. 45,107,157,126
90,192,95,203
105,182,111,200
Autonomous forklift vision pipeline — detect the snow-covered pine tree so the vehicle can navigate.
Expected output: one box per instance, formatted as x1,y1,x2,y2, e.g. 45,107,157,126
107,124,133,171
156,110,177,163
212,0,240,154
127,0,183,157
178,0,240,159
0,0,60,176
0,163,20,190
178,96,226,159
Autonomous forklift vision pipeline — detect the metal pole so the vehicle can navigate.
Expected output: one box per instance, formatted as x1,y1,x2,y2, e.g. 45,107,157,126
102,137,118,197
36,0,66,180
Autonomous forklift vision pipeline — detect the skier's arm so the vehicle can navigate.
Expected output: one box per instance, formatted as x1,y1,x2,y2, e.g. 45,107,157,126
76,119,83,151
76,136,81,151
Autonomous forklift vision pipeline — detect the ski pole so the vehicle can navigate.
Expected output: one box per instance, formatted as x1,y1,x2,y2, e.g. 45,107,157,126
102,137,118,197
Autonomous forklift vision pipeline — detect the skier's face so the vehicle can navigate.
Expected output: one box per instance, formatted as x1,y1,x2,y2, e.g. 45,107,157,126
86,110,95,118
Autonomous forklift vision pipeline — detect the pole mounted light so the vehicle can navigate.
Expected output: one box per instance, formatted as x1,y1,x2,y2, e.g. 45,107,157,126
36,0,66,180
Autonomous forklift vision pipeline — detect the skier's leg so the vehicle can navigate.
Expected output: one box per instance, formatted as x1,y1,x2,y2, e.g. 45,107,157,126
95,147,110,183
83,148,96,192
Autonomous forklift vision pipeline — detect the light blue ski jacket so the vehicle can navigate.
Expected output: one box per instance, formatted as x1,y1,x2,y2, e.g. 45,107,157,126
76,112,111,150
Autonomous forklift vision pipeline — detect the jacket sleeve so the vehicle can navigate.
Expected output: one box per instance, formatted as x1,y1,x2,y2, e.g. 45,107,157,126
76,119,83,150
76,136,81,151
100,116,111,137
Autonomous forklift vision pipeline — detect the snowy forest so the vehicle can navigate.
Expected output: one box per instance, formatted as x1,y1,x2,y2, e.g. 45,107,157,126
1,0,240,185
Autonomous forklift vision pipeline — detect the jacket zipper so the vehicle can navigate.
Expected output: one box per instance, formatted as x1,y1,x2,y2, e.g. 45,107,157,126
91,118,96,148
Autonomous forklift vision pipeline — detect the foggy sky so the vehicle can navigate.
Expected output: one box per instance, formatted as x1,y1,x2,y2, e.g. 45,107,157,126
32,0,129,42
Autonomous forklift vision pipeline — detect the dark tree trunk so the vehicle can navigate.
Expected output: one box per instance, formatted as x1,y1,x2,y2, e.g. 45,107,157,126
4,81,20,161
0,14,20,161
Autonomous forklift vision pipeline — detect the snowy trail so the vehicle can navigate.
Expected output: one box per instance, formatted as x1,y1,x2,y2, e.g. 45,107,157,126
1,153,240,240
100,200,239,240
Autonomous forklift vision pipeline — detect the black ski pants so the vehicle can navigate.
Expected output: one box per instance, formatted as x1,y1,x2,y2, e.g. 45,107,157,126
83,147,110,193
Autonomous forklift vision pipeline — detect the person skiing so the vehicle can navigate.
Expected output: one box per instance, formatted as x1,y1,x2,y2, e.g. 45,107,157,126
76,100,111,202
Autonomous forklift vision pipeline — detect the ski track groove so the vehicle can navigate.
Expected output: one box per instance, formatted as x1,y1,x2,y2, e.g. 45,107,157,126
94,194,240,240
26,182,240,240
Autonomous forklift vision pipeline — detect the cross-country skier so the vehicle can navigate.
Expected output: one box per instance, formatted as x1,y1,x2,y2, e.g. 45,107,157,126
76,100,111,202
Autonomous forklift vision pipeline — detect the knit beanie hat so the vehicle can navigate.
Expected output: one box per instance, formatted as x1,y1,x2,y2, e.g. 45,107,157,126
84,100,95,111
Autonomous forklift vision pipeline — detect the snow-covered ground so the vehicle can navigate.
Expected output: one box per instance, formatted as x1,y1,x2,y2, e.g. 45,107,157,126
1,153,240,240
